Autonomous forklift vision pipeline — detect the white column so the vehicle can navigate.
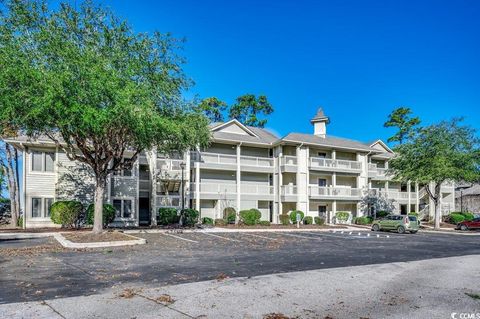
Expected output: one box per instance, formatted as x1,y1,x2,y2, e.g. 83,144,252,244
295,145,308,213
331,200,337,224
22,147,27,229
195,162,200,212
278,148,283,220
415,182,419,213
236,144,241,213
407,181,411,213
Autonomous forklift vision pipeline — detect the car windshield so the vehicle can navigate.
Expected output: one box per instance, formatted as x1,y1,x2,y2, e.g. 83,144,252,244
408,216,417,222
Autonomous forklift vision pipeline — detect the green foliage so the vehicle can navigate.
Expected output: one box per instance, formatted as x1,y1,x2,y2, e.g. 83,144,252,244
408,212,419,217
223,207,236,224
452,211,475,221
384,107,421,144
289,210,305,223
182,208,199,226
86,204,116,226
335,211,350,222
258,220,271,226
279,213,290,225
303,216,313,225
194,97,228,123
448,213,465,224
17,215,23,227
157,208,179,225
202,217,214,225
377,211,389,218
354,216,372,225
239,209,262,226
214,218,227,226
50,201,83,228
228,94,274,128
314,216,325,225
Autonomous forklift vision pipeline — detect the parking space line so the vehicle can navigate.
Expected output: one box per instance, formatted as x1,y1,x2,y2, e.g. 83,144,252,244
163,233,198,243
242,233,277,241
282,233,323,240
201,232,241,242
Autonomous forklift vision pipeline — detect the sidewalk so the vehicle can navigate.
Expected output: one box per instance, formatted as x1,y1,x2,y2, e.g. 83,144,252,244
2,255,479,319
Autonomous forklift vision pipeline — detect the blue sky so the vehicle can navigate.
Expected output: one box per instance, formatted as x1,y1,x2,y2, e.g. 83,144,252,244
94,0,480,143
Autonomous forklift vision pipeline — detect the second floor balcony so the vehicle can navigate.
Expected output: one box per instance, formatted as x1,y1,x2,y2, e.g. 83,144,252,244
191,152,274,172
368,163,390,180
309,186,362,199
309,157,362,173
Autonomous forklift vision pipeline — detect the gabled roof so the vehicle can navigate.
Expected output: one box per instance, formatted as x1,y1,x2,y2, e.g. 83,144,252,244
280,132,378,152
369,139,394,154
210,119,258,137
209,120,279,146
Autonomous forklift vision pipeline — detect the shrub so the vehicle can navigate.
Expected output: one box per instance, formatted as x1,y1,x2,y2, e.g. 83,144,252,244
303,216,313,225
279,213,290,225
258,220,271,226
202,217,214,225
460,212,474,221
157,208,179,225
354,216,371,225
408,212,419,217
86,204,116,226
239,209,261,226
50,201,83,228
215,218,227,226
335,211,350,223
17,215,23,227
289,210,305,223
448,213,465,224
223,207,236,223
377,211,389,218
182,208,199,226
314,216,325,225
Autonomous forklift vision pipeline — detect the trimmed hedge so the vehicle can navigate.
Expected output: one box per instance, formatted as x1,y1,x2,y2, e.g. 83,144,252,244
50,201,83,228
453,211,475,221
86,204,116,226
336,211,350,222
314,216,325,225
279,213,290,225
354,216,372,225
158,208,179,225
289,210,305,223
303,216,313,225
408,212,419,217
215,218,227,226
239,209,261,225
377,211,389,218
258,220,271,226
223,207,236,224
202,217,214,225
449,213,465,224
182,208,199,226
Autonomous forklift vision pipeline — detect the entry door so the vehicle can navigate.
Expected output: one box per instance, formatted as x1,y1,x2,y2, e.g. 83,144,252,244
139,197,150,225
318,205,327,218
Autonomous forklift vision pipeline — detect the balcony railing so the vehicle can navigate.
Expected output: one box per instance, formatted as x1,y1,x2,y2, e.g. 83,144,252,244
368,163,378,172
309,186,361,198
157,159,184,171
191,152,237,165
191,182,237,194
310,157,362,171
281,185,297,196
280,156,297,166
240,155,274,167
240,184,274,195
156,195,180,207
370,189,411,200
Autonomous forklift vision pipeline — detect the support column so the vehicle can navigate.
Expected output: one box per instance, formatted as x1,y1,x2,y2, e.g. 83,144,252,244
236,144,241,213
415,182,419,213
331,200,337,224
407,181,411,213
195,162,200,212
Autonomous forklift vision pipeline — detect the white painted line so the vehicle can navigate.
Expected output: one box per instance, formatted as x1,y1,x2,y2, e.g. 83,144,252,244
282,233,323,240
376,234,380,238
349,232,353,235
367,233,370,237
201,232,241,242
163,233,198,243
357,232,361,236
386,235,390,238
243,233,276,241
341,231,344,234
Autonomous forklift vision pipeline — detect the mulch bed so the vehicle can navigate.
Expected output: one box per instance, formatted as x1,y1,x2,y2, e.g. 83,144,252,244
62,231,136,243
217,224,348,229
423,222,457,229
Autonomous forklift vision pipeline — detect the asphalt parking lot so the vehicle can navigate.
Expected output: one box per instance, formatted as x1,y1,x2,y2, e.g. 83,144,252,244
1,230,479,304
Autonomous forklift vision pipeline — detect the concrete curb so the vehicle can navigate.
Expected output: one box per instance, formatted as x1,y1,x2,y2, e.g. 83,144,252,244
53,233,146,249
0,232,55,240
124,227,360,234
421,229,480,236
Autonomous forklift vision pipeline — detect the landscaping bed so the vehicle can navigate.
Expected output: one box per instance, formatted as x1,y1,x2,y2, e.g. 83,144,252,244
62,231,137,243
217,224,348,229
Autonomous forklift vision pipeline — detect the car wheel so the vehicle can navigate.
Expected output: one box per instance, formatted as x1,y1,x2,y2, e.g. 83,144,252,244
397,226,406,234
410,230,418,234
372,224,380,231
460,225,469,231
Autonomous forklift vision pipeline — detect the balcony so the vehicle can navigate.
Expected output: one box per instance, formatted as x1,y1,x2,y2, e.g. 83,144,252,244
156,195,181,208
240,184,274,199
240,155,274,173
309,157,362,173
280,185,297,201
368,164,390,180
309,186,362,199
190,182,237,200
370,189,412,201
191,152,237,170
280,155,297,172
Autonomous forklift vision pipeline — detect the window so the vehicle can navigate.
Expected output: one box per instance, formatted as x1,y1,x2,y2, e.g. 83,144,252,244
113,199,134,219
31,151,55,172
318,178,327,187
31,197,54,218
318,152,327,158
113,159,133,177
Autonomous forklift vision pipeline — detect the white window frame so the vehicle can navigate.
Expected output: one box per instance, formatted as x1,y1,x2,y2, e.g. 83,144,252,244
112,158,135,179
31,150,56,174
112,197,135,220
31,197,55,219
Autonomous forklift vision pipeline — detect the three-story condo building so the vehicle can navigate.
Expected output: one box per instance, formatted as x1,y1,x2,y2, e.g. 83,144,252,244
5,108,455,228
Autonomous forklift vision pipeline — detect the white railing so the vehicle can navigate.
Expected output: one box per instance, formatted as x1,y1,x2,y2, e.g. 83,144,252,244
309,186,361,198
310,157,362,171
368,163,377,171
281,155,297,166
240,184,274,195
240,155,274,167
157,159,184,171
192,152,237,165
191,182,237,194
376,168,388,176
280,185,297,196
156,195,181,207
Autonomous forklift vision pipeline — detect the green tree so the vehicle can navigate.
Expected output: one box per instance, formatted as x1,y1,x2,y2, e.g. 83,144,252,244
194,97,228,122
0,0,210,232
228,94,274,128
389,119,480,229
384,107,421,144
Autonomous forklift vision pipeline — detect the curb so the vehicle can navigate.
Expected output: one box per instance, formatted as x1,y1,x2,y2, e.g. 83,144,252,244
124,227,361,234
0,232,54,240
53,233,147,248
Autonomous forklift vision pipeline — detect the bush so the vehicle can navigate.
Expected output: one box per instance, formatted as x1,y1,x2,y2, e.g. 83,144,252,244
354,216,371,225
157,208,179,225
17,215,23,227
377,211,389,218
86,204,116,226
408,212,419,217
448,213,465,224
303,216,313,225
239,209,261,226
289,210,305,223
50,201,83,228
258,220,271,226
314,216,325,225
182,208,199,226
279,213,290,225
223,207,236,223
215,218,227,226
335,211,350,223
202,217,214,225
459,211,474,221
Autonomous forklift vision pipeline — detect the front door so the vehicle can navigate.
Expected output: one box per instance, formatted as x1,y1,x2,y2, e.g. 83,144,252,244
139,197,150,226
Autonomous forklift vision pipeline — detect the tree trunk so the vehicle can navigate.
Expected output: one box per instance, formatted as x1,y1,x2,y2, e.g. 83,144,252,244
4,144,19,227
433,184,442,230
92,177,106,233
